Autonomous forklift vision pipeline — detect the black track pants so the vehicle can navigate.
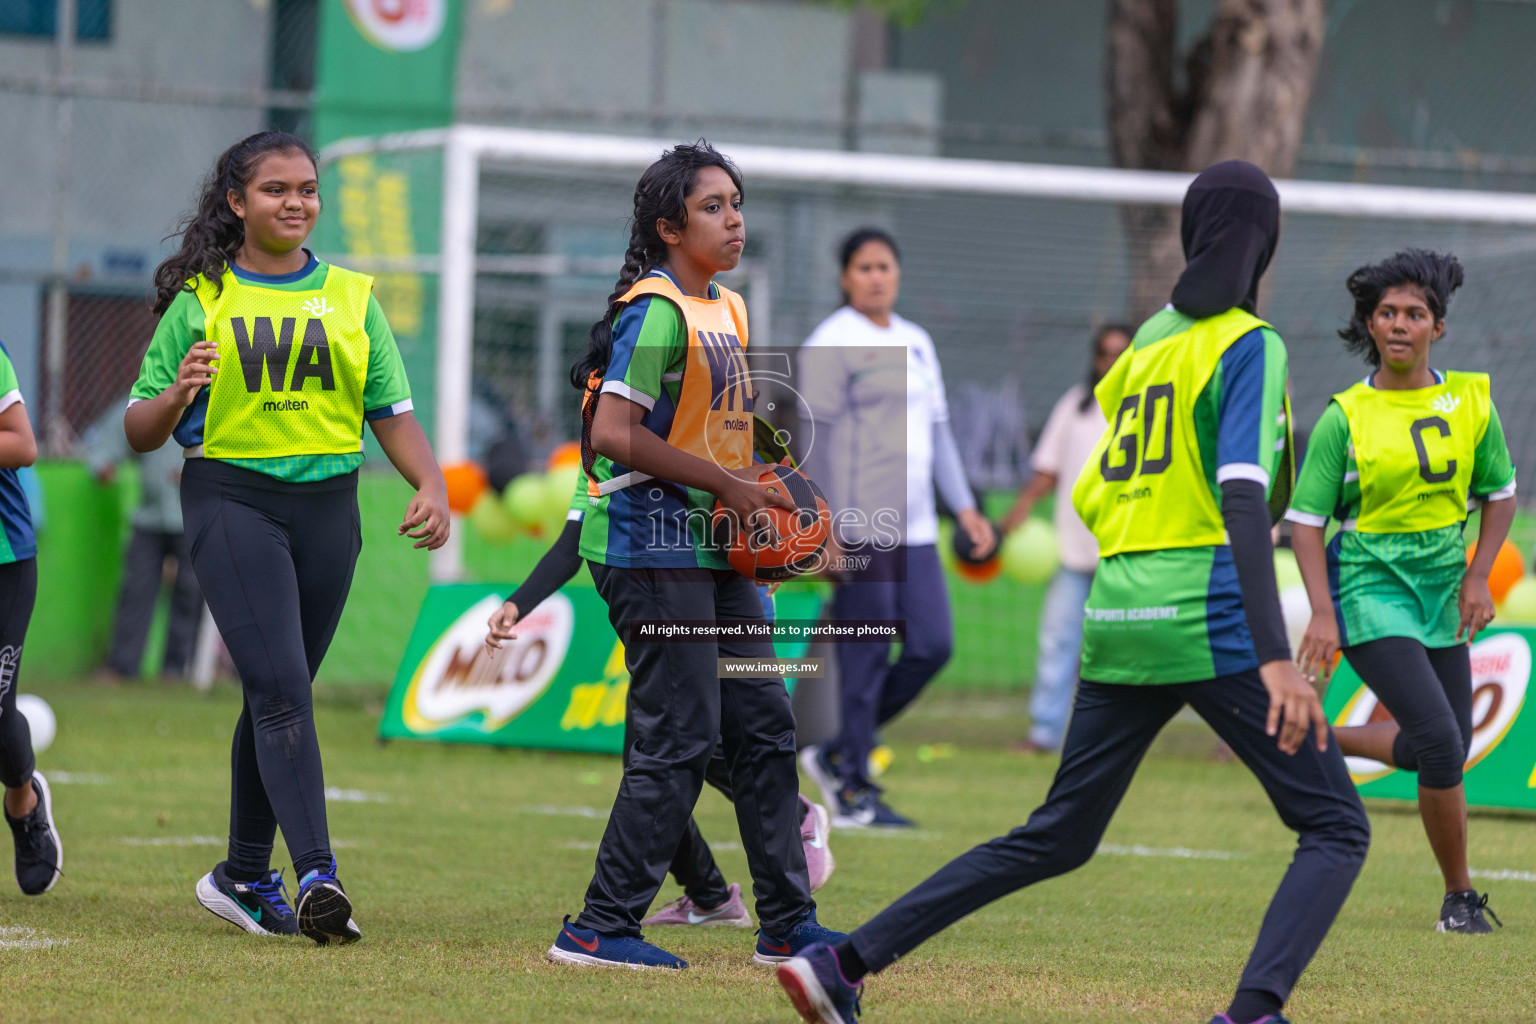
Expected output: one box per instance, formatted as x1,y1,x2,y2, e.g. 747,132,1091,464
849,671,1370,1007
576,564,812,937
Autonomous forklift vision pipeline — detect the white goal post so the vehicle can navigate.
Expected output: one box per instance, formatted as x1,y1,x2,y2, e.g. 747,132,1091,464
319,125,1536,582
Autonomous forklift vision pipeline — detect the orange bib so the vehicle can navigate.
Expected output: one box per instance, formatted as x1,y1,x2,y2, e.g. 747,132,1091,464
584,275,753,498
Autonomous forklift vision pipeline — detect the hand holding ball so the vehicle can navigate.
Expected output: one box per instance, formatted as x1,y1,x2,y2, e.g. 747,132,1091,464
713,463,830,582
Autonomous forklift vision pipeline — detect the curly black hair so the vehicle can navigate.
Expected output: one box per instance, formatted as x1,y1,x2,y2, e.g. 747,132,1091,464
1339,248,1465,367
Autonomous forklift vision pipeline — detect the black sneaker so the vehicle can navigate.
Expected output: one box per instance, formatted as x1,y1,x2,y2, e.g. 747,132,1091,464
296,857,361,945
196,861,299,936
1438,889,1502,934
5,772,61,895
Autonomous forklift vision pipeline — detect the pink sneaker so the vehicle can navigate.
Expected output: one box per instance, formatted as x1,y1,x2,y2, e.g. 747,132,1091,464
641,882,752,928
799,794,836,893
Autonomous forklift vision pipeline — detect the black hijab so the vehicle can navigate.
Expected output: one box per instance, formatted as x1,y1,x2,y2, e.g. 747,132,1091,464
1170,160,1280,320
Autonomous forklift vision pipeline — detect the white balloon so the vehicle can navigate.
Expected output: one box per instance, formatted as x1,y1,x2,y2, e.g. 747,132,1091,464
1281,585,1313,660
15,694,55,755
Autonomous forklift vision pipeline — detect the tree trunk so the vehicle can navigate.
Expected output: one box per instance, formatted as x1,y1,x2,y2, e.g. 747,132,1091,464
1106,0,1326,320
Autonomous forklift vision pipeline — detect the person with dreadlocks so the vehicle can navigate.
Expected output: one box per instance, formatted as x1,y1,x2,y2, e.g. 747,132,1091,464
1289,249,1514,935
125,131,449,945
775,161,1370,1024
544,141,844,972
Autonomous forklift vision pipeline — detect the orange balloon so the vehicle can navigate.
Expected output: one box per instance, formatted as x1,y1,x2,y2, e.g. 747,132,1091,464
443,461,488,515
955,557,1002,584
547,440,582,475
1467,539,1526,605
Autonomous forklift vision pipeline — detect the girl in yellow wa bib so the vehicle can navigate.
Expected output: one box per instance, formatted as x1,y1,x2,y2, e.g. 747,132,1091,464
125,131,450,945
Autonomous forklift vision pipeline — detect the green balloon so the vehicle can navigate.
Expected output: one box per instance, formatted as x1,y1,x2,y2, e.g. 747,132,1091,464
1500,577,1536,621
470,491,519,544
502,474,548,530
1002,518,1059,584
1273,550,1304,591
540,470,577,534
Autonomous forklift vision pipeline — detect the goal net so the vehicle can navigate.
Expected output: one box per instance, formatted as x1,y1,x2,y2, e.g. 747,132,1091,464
319,127,1536,686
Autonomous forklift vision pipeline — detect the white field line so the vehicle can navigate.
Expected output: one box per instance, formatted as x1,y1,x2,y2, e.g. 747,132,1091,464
522,805,608,819
0,926,66,949
560,840,744,853
1470,868,1536,883
1097,843,1247,861
47,771,110,785
324,787,391,803
119,836,359,848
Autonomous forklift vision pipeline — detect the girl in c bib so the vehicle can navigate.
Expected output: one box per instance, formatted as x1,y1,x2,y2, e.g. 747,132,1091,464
1289,249,1515,935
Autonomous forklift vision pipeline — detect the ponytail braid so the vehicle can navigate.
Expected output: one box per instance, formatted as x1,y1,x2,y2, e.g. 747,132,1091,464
570,228,653,391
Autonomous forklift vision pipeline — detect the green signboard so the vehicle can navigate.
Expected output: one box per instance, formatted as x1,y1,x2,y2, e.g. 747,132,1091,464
381,584,820,754
1323,626,1536,811
311,0,463,448
312,0,463,146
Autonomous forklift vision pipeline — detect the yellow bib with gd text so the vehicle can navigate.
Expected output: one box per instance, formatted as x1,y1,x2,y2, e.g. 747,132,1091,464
1073,308,1289,557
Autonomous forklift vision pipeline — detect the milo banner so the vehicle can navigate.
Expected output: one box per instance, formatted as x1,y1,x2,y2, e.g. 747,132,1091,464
381,584,820,754
1323,626,1536,811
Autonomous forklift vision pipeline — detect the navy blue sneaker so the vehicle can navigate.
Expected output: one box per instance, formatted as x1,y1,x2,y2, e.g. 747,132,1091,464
547,915,688,970
196,861,298,937
1208,1016,1290,1024
754,910,848,966
867,793,916,829
296,857,360,946
777,941,862,1023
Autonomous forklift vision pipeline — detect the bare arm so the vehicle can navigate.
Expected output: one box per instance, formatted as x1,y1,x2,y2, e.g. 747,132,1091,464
588,392,794,524
124,340,216,453
1000,471,1057,534
368,412,449,550
1291,521,1340,684
1462,496,1517,643
0,402,37,470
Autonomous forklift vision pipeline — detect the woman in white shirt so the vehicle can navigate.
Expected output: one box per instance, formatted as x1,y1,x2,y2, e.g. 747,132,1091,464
796,228,994,828
1001,325,1132,753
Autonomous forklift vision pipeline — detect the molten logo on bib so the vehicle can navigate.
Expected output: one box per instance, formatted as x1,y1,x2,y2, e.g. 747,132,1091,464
1335,632,1530,783
402,593,575,732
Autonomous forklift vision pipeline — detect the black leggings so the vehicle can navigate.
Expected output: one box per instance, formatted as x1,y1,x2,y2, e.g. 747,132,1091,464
0,558,36,790
182,460,361,879
1342,637,1472,790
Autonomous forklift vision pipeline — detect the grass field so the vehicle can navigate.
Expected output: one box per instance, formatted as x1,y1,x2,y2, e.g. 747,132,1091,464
7,680,1536,1023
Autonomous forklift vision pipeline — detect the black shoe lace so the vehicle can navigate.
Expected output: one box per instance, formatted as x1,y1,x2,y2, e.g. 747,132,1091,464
15,816,61,879
18,817,52,858
1476,892,1503,928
